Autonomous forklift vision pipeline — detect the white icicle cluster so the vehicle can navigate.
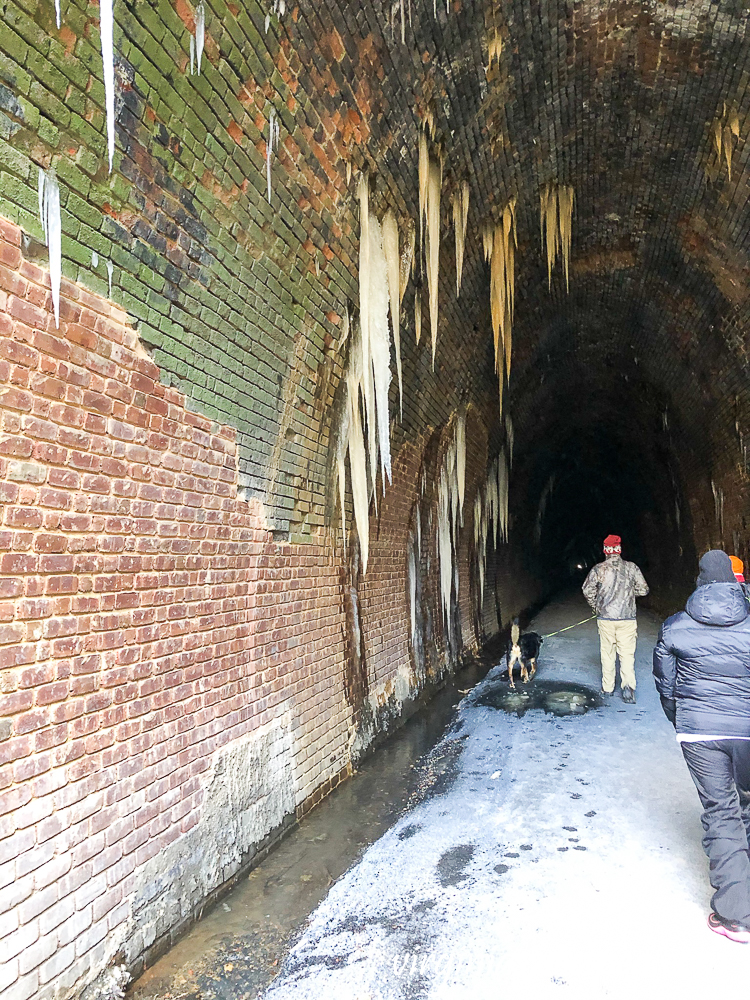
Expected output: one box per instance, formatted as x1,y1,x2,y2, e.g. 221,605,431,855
38,168,61,328
266,108,280,203
335,175,401,574
473,449,510,605
436,412,466,624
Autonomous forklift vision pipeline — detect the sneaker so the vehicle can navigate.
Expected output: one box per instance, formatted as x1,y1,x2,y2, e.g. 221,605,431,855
622,686,636,704
708,911,750,943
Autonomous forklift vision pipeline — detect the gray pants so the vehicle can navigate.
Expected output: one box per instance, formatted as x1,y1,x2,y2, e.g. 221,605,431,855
681,740,750,924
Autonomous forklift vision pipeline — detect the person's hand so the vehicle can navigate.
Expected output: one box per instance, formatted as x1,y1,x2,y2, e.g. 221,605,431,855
660,696,676,727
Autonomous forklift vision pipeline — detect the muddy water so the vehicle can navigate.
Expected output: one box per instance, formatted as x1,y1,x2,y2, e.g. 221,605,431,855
127,654,492,1000
477,678,602,717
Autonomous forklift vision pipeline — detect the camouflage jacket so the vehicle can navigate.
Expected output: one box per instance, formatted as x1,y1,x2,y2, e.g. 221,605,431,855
582,555,649,620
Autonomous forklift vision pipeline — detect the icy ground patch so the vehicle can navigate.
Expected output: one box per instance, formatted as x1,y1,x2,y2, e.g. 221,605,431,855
263,596,748,1000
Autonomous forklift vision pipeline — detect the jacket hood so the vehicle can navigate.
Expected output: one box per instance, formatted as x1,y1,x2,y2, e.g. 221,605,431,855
686,583,749,626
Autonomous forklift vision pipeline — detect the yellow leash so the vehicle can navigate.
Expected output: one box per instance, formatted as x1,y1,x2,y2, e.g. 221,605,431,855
541,615,597,639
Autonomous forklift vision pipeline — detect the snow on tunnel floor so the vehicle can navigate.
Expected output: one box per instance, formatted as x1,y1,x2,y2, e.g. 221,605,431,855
262,595,748,1000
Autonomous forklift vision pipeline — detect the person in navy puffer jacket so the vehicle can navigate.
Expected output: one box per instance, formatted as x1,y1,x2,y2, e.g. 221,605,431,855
653,549,750,943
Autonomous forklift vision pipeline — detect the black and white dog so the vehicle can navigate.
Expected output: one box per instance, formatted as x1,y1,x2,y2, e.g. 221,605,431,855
506,620,544,689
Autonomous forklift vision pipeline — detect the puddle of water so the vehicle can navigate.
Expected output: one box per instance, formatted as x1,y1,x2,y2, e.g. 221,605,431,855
477,679,602,717
128,655,492,999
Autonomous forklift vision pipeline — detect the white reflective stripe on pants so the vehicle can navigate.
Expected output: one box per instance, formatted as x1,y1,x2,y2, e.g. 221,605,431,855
597,618,638,692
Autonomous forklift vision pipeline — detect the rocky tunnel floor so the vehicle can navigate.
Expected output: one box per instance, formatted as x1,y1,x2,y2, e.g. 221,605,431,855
130,596,749,999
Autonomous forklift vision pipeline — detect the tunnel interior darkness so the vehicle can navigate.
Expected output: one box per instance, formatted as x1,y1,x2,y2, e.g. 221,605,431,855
329,0,750,620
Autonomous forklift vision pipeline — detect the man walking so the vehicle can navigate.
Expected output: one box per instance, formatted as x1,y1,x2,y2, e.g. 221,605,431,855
582,534,649,703
653,549,750,943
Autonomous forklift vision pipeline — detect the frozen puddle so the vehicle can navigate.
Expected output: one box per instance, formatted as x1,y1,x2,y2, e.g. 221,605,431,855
477,678,602,716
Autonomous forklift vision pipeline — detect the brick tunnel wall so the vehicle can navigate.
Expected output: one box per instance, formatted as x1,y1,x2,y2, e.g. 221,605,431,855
0,2,509,996
2,1,750,997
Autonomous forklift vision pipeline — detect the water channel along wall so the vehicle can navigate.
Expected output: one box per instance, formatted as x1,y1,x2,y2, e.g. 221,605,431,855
1,2,750,997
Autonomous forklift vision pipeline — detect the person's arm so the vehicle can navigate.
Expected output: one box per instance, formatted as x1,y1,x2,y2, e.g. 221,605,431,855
582,566,599,611
634,565,649,597
653,620,677,725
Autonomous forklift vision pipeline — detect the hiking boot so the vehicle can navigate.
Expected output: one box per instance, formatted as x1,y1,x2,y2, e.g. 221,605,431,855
599,689,614,698
622,686,636,704
708,911,750,943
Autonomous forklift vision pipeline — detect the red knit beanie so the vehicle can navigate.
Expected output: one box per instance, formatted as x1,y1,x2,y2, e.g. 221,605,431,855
603,534,621,555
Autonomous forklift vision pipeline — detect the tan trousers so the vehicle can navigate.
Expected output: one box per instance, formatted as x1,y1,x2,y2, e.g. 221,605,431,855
597,618,638,692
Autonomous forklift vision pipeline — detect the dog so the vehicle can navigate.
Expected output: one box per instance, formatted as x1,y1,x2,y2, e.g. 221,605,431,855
506,620,544,689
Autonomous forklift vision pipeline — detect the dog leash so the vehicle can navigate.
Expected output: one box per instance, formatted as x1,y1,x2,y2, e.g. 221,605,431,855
541,615,596,639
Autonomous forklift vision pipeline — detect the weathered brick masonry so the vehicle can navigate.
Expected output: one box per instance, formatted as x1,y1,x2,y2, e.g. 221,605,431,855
0,215,356,996
2,0,750,996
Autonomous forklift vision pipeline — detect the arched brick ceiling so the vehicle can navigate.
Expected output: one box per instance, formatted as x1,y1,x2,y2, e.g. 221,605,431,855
307,0,750,592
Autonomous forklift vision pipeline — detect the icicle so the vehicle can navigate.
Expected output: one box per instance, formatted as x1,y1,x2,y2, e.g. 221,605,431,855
266,109,280,204
437,468,452,622
414,287,422,344
367,216,393,487
426,156,442,368
456,409,466,522
54,0,61,29
400,0,405,44
194,1,205,74
100,0,116,174
38,167,47,242
265,13,271,32
485,200,516,398
346,323,370,573
541,182,574,291
39,169,61,328
106,259,113,298
399,218,415,303
336,376,351,552
357,172,377,491
382,211,403,418
91,250,99,269
190,35,195,75
452,179,470,296
498,450,509,543
505,414,514,467
487,31,502,67
408,538,417,646
418,129,429,251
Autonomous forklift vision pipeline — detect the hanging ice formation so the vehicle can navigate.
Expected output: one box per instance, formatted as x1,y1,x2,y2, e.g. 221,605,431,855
712,103,740,180
382,211,403,417
100,0,116,173
487,31,502,68
334,174,395,573
474,450,510,606
399,218,415,303
436,416,466,623
38,168,61,329
266,109,280,203
540,182,574,291
452,180,470,296
483,200,516,406
54,0,61,29
106,259,114,298
505,412,514,467
417,114,442,366
456,409,466,522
